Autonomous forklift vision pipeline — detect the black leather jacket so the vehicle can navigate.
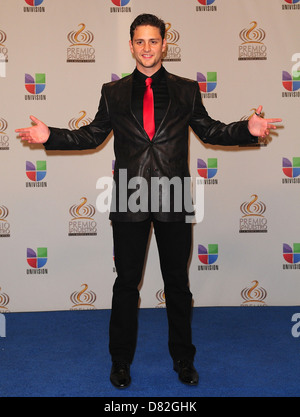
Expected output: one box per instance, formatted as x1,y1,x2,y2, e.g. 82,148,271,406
45,70,257,222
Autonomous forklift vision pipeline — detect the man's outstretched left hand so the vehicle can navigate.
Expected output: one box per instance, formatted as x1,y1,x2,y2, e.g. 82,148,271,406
248,105,282,138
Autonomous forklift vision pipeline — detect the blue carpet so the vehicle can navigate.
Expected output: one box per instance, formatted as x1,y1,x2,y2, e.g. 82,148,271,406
1,307,300,397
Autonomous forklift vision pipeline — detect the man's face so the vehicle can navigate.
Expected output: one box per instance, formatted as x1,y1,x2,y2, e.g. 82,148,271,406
129,25,167,76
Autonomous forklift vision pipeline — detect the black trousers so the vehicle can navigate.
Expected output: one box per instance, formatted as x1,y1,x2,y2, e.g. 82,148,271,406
109,217,196,364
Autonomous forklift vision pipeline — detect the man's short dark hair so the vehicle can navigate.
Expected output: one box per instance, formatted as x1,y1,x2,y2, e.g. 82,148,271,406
130,14,166,41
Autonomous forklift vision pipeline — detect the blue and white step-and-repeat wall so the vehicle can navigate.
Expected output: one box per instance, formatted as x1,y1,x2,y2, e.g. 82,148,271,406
0,0,299,312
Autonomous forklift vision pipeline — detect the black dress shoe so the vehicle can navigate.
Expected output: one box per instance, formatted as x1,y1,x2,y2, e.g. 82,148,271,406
173,360,199,386
110,361,131,388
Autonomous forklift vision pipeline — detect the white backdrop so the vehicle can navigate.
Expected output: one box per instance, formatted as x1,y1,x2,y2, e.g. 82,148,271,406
0,0,299,313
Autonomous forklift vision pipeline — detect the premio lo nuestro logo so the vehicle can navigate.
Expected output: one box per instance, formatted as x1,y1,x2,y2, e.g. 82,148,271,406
0,118,9,150
198,244,219,271
0,30,8,64
110,0,131,13
239,194,267,233
24,0,45,12
0,287,10,312
68,111,92,130
282,157,300,184
25,73,46,100
197,72,217,99
283,244,300,270
155,289,166,308
164,23,181,62
238,21,267,61
26,161,47,188
241,281,267,307
196,0,217,11
0,118,8,135
68,197,97,236
27,247,48,275
67,24,95,63
70,284,96,310
0,205,10,237
197,158,218,184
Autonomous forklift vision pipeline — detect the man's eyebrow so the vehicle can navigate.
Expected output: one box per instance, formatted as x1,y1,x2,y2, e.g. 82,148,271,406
134,38,161,41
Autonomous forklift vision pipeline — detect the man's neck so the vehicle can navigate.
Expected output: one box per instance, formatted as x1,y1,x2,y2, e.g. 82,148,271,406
135,62,163,77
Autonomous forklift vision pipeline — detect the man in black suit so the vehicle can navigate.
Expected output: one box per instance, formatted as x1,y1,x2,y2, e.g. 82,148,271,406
16,14,281,389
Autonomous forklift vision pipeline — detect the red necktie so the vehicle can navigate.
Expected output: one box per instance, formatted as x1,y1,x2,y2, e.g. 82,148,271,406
143,77,155,140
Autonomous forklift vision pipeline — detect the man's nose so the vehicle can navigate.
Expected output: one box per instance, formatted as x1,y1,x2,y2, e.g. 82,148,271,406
143,42,151,51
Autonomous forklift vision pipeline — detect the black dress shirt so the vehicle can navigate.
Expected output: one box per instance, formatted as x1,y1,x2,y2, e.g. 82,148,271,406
131,66,169,133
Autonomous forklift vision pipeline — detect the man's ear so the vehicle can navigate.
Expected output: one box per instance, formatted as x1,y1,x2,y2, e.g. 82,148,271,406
162,38,167,57
129,40,134,54
162,38,167,53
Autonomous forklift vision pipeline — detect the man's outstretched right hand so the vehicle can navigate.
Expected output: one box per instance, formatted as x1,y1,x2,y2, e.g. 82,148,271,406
15,115,50,144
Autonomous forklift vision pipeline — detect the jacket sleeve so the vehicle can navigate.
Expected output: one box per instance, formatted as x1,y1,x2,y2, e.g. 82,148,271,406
44,86,112,151
189,83,258,146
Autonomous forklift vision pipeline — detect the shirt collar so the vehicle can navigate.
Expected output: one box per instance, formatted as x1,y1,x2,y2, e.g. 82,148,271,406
133,66,166,85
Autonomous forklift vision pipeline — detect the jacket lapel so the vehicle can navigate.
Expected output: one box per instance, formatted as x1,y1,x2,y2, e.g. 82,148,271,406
153,71,174,140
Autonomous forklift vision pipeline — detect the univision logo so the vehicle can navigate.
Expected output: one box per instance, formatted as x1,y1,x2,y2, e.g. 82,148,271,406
24,0,45,12
111,73,131,81
110,0,131,13
111,0,131,5
282,157,300,183
25,0,44,5
282,0,300,10
282,71,300,92
282,54,300,96
198,244,219,270
27,247,48,275
197,158,218,184
196,0,217,11
197,72,217,98
25,73,46,100
198,0,216,4
26,161,47,188
283,243,300,269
